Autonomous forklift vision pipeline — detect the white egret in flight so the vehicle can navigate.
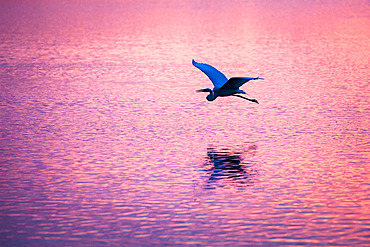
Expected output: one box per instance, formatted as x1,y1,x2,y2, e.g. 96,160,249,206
193,59,263,103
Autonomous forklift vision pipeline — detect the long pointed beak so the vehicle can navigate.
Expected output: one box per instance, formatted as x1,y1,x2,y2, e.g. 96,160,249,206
196,88,211,93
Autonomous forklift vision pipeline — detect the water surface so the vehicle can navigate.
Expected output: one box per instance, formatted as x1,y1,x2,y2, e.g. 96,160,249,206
0,0,369,246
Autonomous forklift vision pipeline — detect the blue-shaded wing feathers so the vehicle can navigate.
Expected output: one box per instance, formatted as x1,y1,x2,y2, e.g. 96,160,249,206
220,77,255,90
192,59,228,89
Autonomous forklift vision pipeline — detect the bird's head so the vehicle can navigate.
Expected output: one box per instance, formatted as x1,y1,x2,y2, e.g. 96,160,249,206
196,88,216,101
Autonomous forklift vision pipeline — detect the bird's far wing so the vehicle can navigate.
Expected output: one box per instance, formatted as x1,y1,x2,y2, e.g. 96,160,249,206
192,59,228,89
220,77,255,90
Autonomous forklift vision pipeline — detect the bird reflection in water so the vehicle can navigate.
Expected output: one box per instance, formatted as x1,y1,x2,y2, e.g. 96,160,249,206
202,144,258,189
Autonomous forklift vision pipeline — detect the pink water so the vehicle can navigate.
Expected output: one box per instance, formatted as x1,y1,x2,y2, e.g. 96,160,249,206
0,0,369,246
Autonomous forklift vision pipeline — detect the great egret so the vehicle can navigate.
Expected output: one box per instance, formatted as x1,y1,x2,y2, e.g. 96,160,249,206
193,59,263,103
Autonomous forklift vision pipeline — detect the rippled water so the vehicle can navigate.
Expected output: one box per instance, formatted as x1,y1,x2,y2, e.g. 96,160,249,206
0,0,369,246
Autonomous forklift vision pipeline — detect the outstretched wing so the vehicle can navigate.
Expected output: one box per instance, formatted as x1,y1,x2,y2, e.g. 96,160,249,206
220,77,255,90
192,59,228,89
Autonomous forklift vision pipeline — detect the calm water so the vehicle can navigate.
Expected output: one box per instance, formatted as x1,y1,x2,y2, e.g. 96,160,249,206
0,0,369,246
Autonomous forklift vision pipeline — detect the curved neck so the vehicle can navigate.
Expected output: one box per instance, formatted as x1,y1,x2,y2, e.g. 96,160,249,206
206,92,217,101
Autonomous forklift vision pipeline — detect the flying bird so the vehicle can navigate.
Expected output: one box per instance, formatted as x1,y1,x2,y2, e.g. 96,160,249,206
193,59,263,103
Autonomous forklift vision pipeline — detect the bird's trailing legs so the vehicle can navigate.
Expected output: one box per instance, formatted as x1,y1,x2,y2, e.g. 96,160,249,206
232,94,259,104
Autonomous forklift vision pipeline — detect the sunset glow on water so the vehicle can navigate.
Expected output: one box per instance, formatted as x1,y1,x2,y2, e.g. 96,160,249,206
0,0,369,246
